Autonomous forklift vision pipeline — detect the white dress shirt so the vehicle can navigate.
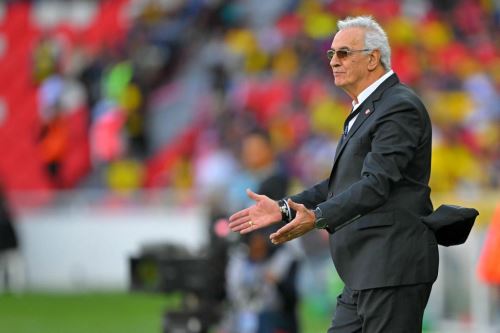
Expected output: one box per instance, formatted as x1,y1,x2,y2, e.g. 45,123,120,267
347,70,394,133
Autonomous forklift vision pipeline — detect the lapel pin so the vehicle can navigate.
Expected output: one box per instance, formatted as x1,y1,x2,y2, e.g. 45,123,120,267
365,109,371,115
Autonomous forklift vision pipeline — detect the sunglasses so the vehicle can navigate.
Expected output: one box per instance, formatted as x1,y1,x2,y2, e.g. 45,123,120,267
327,48,371,60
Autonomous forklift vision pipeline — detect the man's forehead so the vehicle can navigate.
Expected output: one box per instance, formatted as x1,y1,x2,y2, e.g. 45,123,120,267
331,27,365,48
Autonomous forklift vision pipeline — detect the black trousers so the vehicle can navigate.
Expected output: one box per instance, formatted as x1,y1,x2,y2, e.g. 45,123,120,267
328,283,433,333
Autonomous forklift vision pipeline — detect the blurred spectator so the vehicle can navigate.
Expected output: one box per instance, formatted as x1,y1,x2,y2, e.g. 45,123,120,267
2,0,500,197
89,102,127,165
224,230,302,333
105,157,145,194
38,103,69,188
243,129,288,196
228,129,289,212
32,34,62,84
220,129,301,333
0,186,24,293
430,125,485,193
194,129,239,212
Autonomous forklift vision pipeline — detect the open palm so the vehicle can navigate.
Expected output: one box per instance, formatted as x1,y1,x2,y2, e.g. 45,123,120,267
228,189,282,234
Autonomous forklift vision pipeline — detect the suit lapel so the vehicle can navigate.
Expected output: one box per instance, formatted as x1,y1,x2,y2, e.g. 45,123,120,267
333,99,373,162
330,74,400,178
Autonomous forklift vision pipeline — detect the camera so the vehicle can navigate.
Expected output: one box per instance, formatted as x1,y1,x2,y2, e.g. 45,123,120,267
129,243,226,333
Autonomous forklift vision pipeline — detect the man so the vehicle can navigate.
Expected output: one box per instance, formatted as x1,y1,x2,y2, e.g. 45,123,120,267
228,16,438,332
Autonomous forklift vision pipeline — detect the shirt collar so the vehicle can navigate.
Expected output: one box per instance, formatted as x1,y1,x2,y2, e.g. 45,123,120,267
352,70,394,111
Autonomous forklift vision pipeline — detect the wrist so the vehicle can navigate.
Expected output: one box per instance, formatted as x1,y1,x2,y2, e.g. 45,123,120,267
272,202,282,222
277,199,291,222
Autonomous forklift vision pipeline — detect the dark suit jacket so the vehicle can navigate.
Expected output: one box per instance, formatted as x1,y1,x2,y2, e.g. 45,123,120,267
290,73,439,290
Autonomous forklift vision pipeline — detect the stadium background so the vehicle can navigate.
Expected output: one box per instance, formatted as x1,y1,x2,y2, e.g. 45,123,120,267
0,0,499,332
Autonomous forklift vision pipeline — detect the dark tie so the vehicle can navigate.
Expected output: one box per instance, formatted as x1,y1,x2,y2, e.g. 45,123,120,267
343,107,361,138
336,107,361,152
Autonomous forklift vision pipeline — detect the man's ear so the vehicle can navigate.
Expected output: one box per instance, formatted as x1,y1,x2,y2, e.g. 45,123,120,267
367,49,381,71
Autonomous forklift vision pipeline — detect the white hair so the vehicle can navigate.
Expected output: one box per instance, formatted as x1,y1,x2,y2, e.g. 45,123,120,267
337,16,391,71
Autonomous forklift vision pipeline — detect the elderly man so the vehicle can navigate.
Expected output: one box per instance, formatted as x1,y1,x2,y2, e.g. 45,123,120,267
229,16,438,332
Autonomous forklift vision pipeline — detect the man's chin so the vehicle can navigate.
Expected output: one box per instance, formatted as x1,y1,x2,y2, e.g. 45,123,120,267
333,79,344,87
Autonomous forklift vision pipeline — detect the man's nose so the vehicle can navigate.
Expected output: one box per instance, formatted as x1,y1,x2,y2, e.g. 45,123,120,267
329,56,340,67
330,60,340,67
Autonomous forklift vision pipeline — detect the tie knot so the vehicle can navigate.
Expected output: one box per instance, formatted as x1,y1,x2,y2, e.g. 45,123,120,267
343,108,361,137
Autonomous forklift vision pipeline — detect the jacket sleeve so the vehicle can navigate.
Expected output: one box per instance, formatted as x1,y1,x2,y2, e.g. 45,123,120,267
288,178,329,209
317,102,424,231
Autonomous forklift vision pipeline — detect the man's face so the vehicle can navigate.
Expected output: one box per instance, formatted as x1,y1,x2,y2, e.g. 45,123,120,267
242,135,273,171
329,27,371,96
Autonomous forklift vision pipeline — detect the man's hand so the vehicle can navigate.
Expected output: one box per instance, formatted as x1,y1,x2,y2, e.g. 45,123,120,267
270,199,315,244
228,189,282,234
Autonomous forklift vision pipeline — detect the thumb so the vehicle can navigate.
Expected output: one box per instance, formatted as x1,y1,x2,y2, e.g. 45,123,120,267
246,189,261,202
287,199,302,211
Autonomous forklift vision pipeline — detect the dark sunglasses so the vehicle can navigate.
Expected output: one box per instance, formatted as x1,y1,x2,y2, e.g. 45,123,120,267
327,48,371,60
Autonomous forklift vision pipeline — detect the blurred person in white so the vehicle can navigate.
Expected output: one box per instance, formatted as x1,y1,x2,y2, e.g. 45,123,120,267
194,129,239,206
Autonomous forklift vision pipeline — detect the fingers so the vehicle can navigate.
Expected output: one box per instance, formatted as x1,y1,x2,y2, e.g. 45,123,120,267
233,219,259,234
246,188,262,202
230,220,253,233
287,199,304,211
270,230,297,244
228,208,251,232
269,222,295,244
228,189,271,235
269,203,315,244
240,223,256,234
274,221,295,237
228,207,260,233
229,207,249,222
270,232,285,244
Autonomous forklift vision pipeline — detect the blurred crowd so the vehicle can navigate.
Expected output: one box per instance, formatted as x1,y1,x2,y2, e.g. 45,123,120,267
26,0,500,201
4,1,499,331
